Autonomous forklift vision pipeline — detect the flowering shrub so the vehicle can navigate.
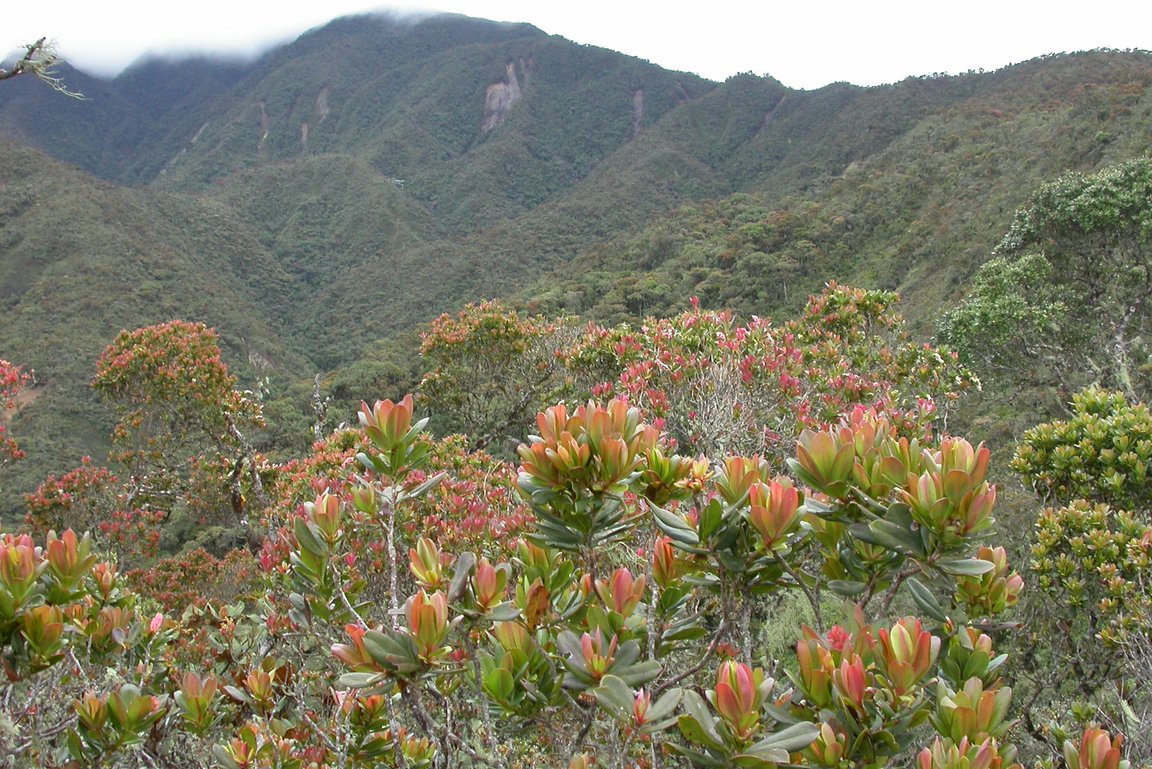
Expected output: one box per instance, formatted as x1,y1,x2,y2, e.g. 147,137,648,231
2,389,1137,768
0,528,178,764
420,301,579,450
92,321,266,542
24,458,118,536
125,547,260,614
562,285,972,461
1,304,1139,768
0,359,30,473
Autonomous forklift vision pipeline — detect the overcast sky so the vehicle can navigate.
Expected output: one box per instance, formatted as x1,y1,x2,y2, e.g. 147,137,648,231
7,1,1152,90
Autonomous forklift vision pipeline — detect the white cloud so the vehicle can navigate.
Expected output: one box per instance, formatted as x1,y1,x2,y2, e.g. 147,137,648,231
6,1,1152,88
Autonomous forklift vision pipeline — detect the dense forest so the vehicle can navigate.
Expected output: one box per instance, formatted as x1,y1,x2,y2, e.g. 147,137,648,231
2,13,1152,769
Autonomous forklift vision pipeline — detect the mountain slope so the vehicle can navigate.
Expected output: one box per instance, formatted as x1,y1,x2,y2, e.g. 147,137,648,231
0,141,308,510
515,50,1152,326
4,13,1152,511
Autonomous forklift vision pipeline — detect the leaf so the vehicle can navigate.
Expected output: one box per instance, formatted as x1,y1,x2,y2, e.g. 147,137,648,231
647,688,683,722
593,675,635,721
679,690,725,750
483,667,515,701
361,630,395,665
799,494,834,517
734,748,789,765
677,715,726,754
356,451,388,475
885,502,916,528
338,672,386,689
555,631,583,661
863,519,926,557
486,603,521,621
937,558,995,577
651,503,700,546
698,498,724,541
828,579,868,597
397,471,446,502
666,740,726,767
986,652,1008,675
961,649,991,681
750,720,821,752
448,551,476,603
292,518,326,557
616,660,661,687
906,576,949,622
222,685,250,704
943,468,973,503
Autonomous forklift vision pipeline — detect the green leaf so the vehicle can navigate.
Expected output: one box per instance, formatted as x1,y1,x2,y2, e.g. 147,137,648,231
616,660,662,687
338,672,387,689
698,498,724,541
667,741,726,767
734,748,789,765
649,504,700,545
961,649,991,681
593,675,636,721
483,667,515,701
486,603,521,621
862,519,927,557
750,720,821,752
906,577,949,622
647,688,683,722
799,494,833,516
292,517,327,557
828,579,868,597
937,558,995,577
679,690,725,750
986,652,1008,676
356,451,388,475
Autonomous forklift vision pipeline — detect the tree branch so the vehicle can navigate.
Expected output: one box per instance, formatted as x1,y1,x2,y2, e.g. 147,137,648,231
1,38,84,98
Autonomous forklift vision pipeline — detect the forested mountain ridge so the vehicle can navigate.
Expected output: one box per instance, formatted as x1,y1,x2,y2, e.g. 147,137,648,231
2,10,1152,505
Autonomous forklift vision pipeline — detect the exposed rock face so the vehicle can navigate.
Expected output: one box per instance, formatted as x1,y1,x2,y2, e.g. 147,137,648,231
256,101,270,155
481,61,522,131
631,89,645,138
315,86,331,123
300,87,331,153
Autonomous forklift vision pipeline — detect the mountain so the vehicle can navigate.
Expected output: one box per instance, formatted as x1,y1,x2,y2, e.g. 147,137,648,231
2,11,1152,509
518,51,1152,326
0,141,308,510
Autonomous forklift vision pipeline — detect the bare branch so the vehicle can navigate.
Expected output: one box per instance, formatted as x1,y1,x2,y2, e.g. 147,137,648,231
1,38,84,98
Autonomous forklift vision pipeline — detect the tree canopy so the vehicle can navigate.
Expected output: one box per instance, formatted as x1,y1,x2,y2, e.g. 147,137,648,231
941,157,1152,403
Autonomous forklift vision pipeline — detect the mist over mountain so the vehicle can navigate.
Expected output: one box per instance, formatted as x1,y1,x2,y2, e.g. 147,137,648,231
2,10,1152,504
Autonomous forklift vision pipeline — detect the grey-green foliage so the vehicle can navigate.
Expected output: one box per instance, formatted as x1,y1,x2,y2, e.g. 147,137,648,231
940,156,1152,401
937,253,1071,374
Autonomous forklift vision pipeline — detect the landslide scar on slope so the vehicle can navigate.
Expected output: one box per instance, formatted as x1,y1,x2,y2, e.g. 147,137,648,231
481,61,523,131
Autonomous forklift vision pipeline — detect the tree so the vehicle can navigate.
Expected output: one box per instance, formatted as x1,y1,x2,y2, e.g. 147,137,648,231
419,302,580,453
941,157,1152,403
91,321,265,549
0,38,82,97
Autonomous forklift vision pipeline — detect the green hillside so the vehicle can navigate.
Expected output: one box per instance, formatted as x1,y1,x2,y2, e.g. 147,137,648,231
0,141,308,511
3,11,1152,510
519,51,1152,327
